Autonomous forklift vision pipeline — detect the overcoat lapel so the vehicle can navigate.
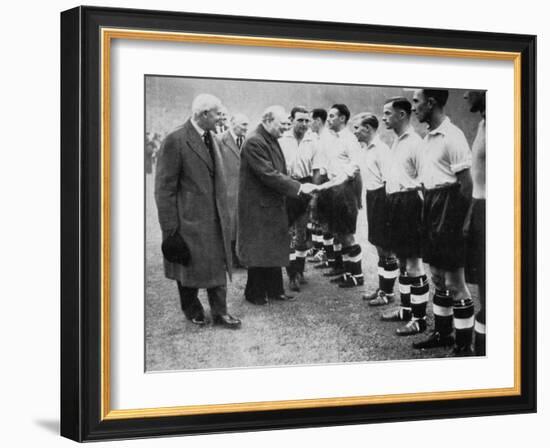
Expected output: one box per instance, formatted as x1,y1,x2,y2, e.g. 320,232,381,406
223,132,241,160
183,120,214,173
211,136,233,278
258,125,287,175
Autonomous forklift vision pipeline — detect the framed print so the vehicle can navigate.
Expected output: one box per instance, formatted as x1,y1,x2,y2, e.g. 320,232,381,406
60,5,536,442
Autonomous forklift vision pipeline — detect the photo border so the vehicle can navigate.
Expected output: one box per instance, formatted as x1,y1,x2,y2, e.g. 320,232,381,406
60,6,536,441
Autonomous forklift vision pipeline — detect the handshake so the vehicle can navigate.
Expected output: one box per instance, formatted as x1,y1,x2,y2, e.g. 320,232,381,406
299,183,320,196
300,182,331,195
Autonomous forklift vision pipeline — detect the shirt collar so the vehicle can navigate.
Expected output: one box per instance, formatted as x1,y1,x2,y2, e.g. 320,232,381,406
397,126,414,141
332,126,350,138
191,118,207,138
367,135,381,150
302,130,315,142
428,116,452,136
281,129,314,143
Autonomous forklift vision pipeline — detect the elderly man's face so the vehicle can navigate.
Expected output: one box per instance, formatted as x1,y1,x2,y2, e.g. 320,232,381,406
233,117,249,137
281,117,292,132
201,107,221,131
268,111,288,138
219,111,228,126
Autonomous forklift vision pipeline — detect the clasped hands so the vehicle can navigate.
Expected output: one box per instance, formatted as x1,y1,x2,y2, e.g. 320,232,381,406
300,182,332,196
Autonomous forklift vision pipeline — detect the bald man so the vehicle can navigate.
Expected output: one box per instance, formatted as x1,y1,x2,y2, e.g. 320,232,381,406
237,105,318,304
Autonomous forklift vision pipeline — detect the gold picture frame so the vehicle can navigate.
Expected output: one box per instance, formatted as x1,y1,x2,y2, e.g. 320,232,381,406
61,6,536,441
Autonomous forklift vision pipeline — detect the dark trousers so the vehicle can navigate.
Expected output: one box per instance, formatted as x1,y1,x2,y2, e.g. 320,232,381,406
245,267,284,300
177,282,227,318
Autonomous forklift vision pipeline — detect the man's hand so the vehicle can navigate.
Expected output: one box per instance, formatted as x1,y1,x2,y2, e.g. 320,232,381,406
300,183,319,195
315,182,333,192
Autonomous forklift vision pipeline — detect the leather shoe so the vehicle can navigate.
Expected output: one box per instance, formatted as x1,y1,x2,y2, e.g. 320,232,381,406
308,249,326,263
381,307,411,322
362,288,380,301
314,261,331,270
189,314,207,326
329,274,345,284
368,292,394,306
270,294,296,302
396,318,426,336
323,268,345,277
339,275,364,288
289,277,300,292
213,314,241,329
447,344,475,357
412,331,454,349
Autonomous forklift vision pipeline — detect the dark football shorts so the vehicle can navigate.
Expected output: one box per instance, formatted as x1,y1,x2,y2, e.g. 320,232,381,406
286,176,312,227
464,198,486,285
366,185,388,248
386,189,423,259
317,176,361,236
423,183,470,270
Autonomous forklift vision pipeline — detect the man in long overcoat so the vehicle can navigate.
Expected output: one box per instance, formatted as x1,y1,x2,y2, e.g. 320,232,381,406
154,93,241,329
237,105,317,304
217,113,249,267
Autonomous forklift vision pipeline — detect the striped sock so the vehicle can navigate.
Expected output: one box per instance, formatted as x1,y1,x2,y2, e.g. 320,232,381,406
381,257,399,295
306,222,313,242
433,289,454,336
377,258,385,292
339,245,363,286
295,245,308,274
323,233,335,267
410,275,429,321
398,274,412,320
348,245,363,278
286,250,297,279
474,309,486,356
333,242,343,270
312,230,324,251
341,248,351,277
454,298,475,349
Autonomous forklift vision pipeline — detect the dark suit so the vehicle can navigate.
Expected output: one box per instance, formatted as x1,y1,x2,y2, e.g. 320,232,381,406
155,119,232,318
237,124,301,301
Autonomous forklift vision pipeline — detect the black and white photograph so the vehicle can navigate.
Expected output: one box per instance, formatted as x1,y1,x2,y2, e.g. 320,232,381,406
145,76,487,371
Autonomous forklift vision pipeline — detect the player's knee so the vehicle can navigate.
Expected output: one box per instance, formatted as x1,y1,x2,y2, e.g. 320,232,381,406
342,234,355,247
406,259,424,277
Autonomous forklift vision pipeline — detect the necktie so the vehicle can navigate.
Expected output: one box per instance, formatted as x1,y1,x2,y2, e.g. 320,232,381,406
203,131,215,164
236,135,244,149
